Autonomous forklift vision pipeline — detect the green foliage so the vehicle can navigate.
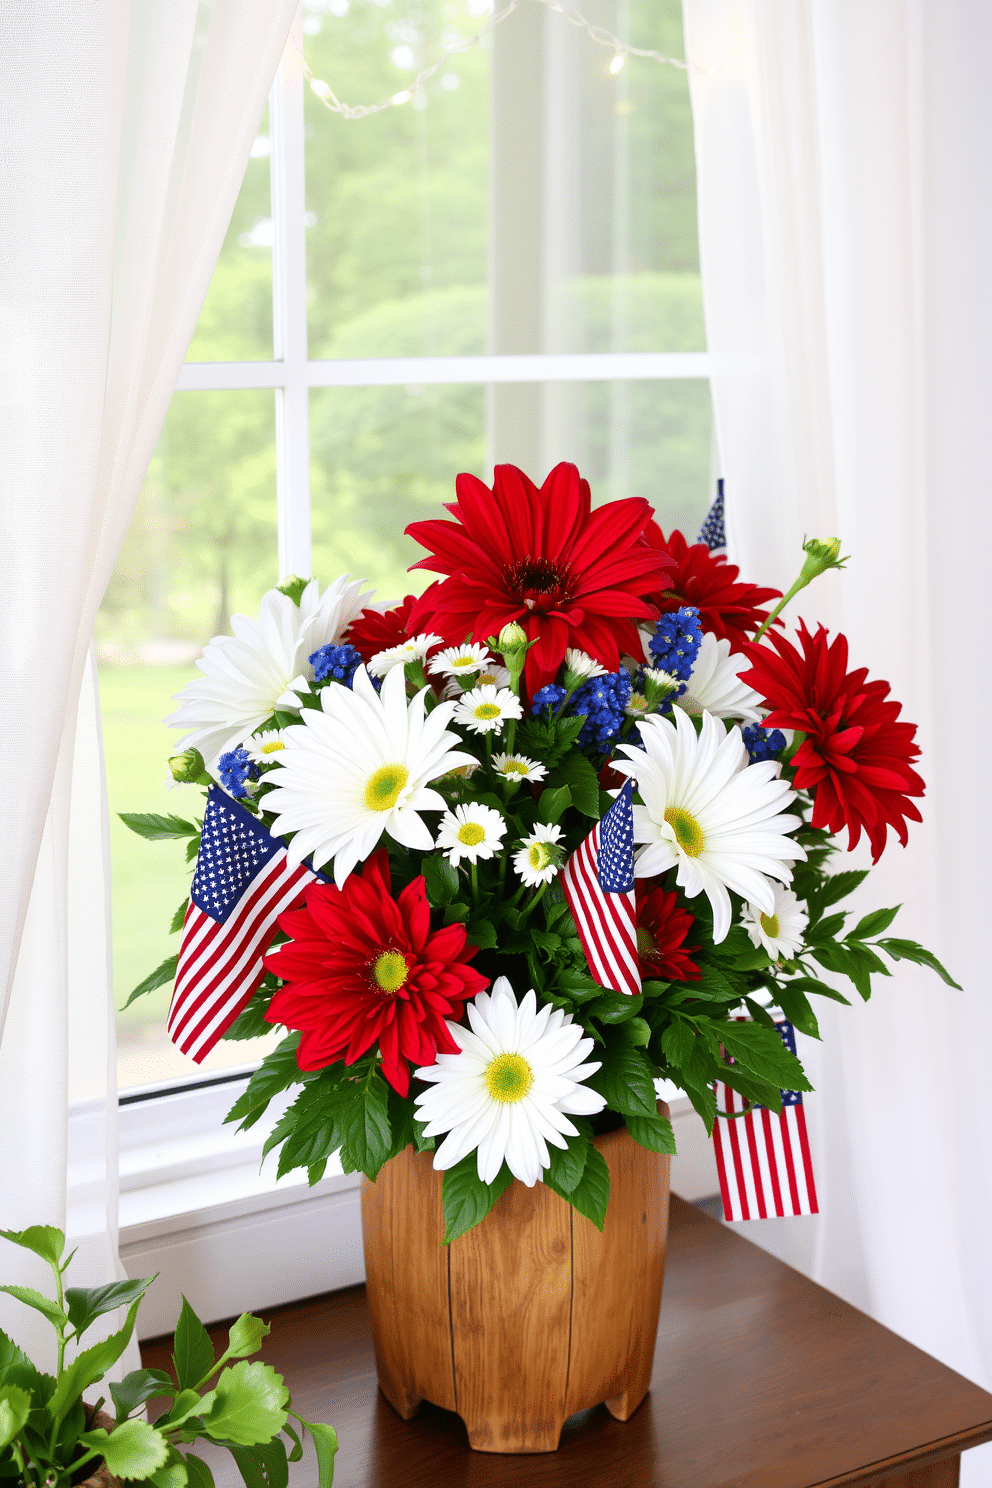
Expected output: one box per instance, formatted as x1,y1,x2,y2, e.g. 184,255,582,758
172,1297,215,1393
122,955,178,1008
225,1035,305,1131
119,813,201,842
441,1156,514,1245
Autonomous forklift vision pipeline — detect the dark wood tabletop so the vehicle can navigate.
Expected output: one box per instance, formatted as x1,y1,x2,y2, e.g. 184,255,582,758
142,1196,992,1487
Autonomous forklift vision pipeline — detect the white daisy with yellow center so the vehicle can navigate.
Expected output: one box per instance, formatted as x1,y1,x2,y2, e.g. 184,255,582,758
513,822,564,887
563,648,607,684
428,643,494,681
414,976,606,1187
436,803,507,867
492,752,548,783
262,664,474,886
740,885,809,959
244,729,291,767
453,683,523,736
613,707,805,943
368,632,442,678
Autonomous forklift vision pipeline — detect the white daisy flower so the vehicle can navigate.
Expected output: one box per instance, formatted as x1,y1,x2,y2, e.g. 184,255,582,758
563,648,607,683
428,643,493,680
625,691,650,718
368,632,442,678
453,684,523,736
475,663,512,689
436,803,507,866
513,823,564,887
675,631,763,723
262,665,474,886
612,708,805,944
492,752,548,783
741,885,809,959
244,728,292,766
166,576,371,766
414,976,606,1187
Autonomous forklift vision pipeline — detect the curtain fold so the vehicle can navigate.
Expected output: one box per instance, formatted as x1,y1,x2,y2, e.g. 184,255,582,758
683,2,992,1480
0,0,296,1366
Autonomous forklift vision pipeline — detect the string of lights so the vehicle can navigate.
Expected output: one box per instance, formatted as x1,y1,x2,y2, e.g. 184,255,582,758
296,0,708,122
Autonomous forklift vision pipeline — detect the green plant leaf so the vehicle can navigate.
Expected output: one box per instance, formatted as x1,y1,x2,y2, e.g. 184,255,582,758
225,1315,270,1362
222,986,277,1042
566,1145,610,1231
442,1156,513,1244
771,985,820,1039
466,919,498,950
536,785,571,825
80,1418,169,1479
586,989,644,1024
812,869,869,910
182,1452,216,1488
0,1386,31,1453
163,1388,216,1430
542,1130,590,1198
0,1226,64,1268
119,812,200,841
282,1421,303,1464
589,1043,657,1118
169,899,190,935
122,956,179,1009
778,974,851,1006
848,905,901,941
338,1073,393,1181
172,1297,215,1393
49,1297,143,1427
203,1362,289,1446
149,1456,190,1488
554,751,601,816
297,1419,338,1488
66,1277,154,1342
719,1021,812,1093
625,1114,677,1155
225,1036,303,1132
421,853,459,907
876,938,962,988
111,1368,176,1423
227,1439,289,1488
0,1286,66,1330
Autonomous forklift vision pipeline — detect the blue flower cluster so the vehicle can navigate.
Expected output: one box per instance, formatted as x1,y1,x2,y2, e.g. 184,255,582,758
572,671,632,750
531,684,567,718
742,723,787,764
310,642,362,687
648,605,703,684
218,747,259,800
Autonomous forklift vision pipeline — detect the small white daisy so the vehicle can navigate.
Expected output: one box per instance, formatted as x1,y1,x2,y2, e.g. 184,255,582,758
741,885,809,959
453,684,523,736
436,803,507,866
414,976,607,1187
513,823,564,887
493,752,548,783
675,631,763,722
626,691,650,718
428,643,493,680
563,648,607,683
368,632,442,677
475,663,512,689
244,728,292,766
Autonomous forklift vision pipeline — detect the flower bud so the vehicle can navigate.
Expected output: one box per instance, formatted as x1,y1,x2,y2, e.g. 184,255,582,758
498,622,528,652
276,575,311,605
798,536,846,584
168,748,207,784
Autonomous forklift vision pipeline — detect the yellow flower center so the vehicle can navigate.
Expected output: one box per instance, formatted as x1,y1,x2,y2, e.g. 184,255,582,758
760,912,780,940
372,950,408,995
452,656,475,670
628,693,648,715
473,702,501,720
364,763,409,811
478,671,498,685
485,1053,533,1104
527,842,552,872
457,821,487,846
664,806,705,858
260,739,285,754
502,759,529,777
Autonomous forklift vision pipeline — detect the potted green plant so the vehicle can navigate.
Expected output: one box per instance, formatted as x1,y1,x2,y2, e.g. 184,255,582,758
0,1226,336,1487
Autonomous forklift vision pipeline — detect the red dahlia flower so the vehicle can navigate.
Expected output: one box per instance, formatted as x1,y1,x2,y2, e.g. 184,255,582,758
740,623,924,861
263,851,488,1095
643,526,780,653
404,463,674,694
635,882,701,983
344,594,423,665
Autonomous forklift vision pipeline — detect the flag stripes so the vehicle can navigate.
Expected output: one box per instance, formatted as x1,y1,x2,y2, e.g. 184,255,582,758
712,1078,818,1221
561,781,641,997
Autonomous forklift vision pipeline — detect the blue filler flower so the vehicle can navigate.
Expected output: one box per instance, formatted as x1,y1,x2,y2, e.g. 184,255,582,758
742,724,787,765
310,642,362,687
571,670,632,751
531,684,568,718
648,605,703,684
218,747,260,799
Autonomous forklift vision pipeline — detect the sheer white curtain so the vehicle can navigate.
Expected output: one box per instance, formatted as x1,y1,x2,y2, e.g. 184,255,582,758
683,1,992,1479
0,0,296,1365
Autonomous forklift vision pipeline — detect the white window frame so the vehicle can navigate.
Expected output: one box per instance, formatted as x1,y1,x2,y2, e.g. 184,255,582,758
114,7,717,1334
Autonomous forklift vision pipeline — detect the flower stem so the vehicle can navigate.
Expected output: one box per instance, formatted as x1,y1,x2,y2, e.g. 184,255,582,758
519,882,549,923
470,861,479,907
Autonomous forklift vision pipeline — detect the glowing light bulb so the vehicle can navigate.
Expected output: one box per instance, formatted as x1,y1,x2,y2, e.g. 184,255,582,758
609,54,626,75
310,78,331,99
391,89,413,106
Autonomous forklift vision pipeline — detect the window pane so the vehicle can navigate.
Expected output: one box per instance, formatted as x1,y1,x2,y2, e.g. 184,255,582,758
98,391,280,1091
185,107,274,362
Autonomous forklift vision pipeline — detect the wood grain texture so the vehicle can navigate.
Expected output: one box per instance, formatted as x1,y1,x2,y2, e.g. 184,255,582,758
142,1197,992,1488
872,1461,960,1488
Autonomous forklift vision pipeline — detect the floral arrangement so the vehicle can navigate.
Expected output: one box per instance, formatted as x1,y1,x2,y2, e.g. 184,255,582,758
0,1225,335,1487
125,463,955,1243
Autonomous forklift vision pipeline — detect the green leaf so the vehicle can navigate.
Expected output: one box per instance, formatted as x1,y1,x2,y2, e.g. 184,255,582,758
186,835,202,863
203,1361,289,1446
441,1156,513,1244
149,1457,190,1488
778,973,851,1006
412,1117,434,1154
849,905,901,941
172,1297,215,1393
282,1421,303,1464
807,911,847,944
80,1418,169,1479
169,899,190,935
444,901,470,924
421,853,459,907
688,962,742,1003
466,919,498,951
338,1074,393,1181
625,1114,677,1155
66,1277,154,1342
111,1368,175,1423
0,1225,64,1268
298,1419,338,1488
660,1019,697,1070
719,1021,812,1093
771,985,820,1039
536,785,572,825
162,1388,213,1429
49,1297,143,1427
586,989,644,1024
617,1016,651,1048
554,752,601,817
566,1145,610,1231
227,1440,289,1488
0,1386,31,1452
119,812,200,841
0,1286,65,1330
589,1043,657,1118
122,955,178,1009
225,1035,304,1132
877,938,962,989
225,1315,270,1362
813,869,869,909
223,987,277,1042
182,1453,216,1488
542,1131,590,1197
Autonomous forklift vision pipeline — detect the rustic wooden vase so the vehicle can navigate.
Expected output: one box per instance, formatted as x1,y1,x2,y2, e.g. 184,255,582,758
360,1107,671,1454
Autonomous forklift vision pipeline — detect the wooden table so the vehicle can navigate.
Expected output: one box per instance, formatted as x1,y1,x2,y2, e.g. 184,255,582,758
143,1196,992,1487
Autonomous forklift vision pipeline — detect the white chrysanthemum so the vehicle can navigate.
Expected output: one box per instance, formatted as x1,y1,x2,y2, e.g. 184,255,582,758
368,632,442,677
244,729,292,767
414,976,606,1187
436,803,507,866
428,643,493,680
453,684,523,736
513,823,564,887
262,665,474,886
476,663,512,689
564,648,607,682
741,885,809,959
493,752,547,783
166,576,371,766
613,708,805,943
675,631,763,723
626,691,650,718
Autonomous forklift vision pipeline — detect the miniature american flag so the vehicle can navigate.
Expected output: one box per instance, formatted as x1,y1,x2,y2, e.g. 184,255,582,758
712,1019,819,1221
168,786,320,1062
696,479,727,554
561,779,641,997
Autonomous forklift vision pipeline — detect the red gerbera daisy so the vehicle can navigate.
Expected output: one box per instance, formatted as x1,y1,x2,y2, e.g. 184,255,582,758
344,594,416,664
635,882,701,983
739,623,924,862
404,463,674,695
263,851,488,1095
643,525,781,653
